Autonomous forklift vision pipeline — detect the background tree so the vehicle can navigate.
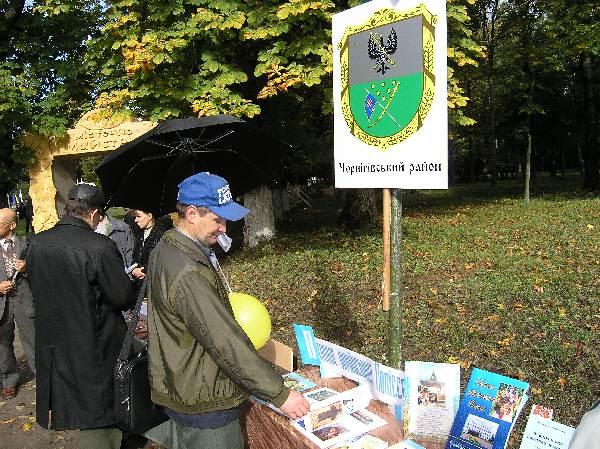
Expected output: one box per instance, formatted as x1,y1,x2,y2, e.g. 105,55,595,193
0,0,101,193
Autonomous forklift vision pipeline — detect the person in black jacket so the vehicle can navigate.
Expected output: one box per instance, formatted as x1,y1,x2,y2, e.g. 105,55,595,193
26,184,136,449
130,210,172,282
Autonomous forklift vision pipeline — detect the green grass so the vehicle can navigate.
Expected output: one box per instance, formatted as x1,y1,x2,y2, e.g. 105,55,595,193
223,173,598,445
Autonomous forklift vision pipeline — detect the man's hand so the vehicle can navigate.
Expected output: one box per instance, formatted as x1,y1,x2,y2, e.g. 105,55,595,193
131,266,145,280
15,259,26,273
0,280,14,295
280,390,310,420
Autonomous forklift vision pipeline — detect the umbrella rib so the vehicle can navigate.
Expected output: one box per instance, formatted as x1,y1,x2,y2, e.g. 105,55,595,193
145,139,189,155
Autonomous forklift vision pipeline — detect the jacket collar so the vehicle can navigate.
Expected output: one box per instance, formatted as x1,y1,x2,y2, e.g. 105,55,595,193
163,228,211,266
56,215,93,231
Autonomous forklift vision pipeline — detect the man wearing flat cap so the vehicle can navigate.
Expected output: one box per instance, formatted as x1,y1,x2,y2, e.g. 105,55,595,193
145,172,309,449
26,183,136,449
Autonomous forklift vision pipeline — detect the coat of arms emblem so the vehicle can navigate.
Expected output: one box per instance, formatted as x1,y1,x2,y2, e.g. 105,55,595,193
339,4,437,150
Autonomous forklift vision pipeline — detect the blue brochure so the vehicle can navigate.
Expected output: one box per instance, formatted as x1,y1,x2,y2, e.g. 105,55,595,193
445,368,529,449
293,324,321,366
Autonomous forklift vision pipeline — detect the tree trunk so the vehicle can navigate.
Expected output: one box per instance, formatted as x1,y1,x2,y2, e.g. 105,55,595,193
485,0,499,186
337,189,377,229
243,185,276,248
580,53,599,190
525,121,532,203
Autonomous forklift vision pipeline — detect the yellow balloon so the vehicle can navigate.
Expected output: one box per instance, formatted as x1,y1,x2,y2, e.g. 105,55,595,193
228,292,271,349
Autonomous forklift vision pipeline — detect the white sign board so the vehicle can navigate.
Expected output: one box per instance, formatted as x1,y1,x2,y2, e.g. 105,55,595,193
333,0,448,188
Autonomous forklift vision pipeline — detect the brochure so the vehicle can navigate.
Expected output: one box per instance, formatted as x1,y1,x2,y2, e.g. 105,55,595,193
404,361,461,444
445,368,529,449
518,414,575,449
291,386,387,448
283,372,318,392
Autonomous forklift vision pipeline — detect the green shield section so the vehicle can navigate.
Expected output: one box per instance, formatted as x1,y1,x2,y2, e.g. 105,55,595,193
349,72,423,138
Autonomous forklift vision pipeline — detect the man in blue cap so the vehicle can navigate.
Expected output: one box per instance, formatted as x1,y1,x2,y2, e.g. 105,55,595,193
146,172,309,449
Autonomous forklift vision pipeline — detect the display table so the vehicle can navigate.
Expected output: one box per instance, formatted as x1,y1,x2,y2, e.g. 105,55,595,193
243,366,444,449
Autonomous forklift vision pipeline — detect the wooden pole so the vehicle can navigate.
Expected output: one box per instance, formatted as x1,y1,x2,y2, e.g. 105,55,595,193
388,188,403,368
382,188,391,311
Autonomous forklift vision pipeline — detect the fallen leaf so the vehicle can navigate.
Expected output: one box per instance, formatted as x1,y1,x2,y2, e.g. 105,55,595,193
484,314,500,322
0,418,17,424
531,387,542,395
20,422,33,431
459,360,473,370
557,377,567,389
558,307,567,317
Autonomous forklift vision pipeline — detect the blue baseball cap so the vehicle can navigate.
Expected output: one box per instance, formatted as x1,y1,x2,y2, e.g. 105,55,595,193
177,172,249,221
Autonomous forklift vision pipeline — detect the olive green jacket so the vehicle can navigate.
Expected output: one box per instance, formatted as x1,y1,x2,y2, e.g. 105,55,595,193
147,229,289,414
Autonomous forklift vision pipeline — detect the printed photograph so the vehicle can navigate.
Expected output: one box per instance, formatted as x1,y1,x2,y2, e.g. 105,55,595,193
417,370,447,407
282,372,316,392
310,402,344,430
490,383,526,423
350,409,375,425
313,423,350,442
460,414,499,449
306,388,338,402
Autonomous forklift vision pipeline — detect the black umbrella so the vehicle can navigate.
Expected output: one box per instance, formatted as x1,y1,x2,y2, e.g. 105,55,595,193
95,115,288,215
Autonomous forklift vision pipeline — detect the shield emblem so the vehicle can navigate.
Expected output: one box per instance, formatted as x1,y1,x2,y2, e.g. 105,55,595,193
339,5,437,150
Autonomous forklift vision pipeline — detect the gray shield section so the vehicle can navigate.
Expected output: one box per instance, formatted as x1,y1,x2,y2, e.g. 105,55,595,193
348,15,423,85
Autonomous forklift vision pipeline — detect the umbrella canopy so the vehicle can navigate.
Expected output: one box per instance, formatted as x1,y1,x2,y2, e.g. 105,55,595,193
95,115,288,215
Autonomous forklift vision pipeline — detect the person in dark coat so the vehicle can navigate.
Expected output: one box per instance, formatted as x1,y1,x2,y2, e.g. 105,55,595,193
26,184,136,449
22,197,34,234
130,210,172,282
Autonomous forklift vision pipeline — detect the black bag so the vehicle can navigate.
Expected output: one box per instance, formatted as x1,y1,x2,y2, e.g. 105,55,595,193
114,279,168,434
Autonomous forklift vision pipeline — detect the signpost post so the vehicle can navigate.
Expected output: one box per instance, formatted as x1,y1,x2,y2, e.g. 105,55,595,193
333,0,448,368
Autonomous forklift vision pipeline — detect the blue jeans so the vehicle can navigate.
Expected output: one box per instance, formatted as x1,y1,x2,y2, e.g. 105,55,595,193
145,418,244,449
79,427,122,449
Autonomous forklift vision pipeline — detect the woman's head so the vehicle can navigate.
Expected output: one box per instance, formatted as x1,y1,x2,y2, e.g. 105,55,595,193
134,210,155,230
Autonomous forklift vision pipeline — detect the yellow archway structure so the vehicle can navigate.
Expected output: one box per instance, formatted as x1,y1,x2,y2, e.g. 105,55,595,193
22,112,155,232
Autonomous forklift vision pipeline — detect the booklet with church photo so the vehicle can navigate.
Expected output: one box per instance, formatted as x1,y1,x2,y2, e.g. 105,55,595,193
404,361,461,444
445,368,529,449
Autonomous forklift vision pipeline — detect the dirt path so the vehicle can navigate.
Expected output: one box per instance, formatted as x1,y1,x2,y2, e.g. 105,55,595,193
0,335,150,449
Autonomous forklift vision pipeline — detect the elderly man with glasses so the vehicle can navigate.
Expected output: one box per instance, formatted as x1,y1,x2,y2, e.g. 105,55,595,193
0,207,35,399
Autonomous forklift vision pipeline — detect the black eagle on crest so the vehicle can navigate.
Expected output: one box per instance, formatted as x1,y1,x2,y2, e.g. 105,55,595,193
368,28,398,75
